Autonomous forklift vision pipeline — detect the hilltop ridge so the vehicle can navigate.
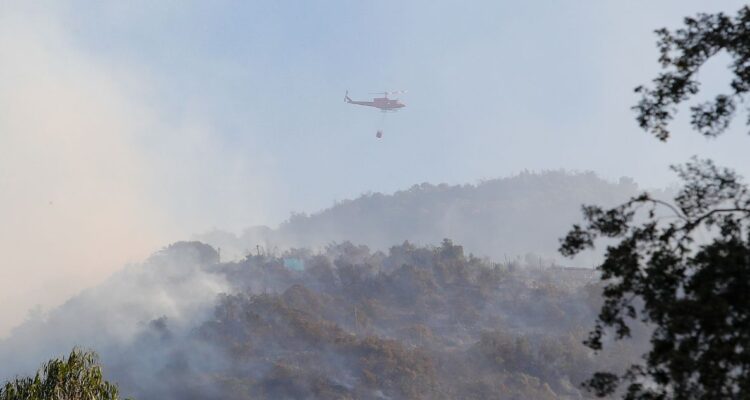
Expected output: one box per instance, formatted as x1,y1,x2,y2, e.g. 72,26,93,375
199,170,643,265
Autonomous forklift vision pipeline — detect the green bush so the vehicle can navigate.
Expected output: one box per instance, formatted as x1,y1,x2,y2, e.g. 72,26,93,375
0,348,127,400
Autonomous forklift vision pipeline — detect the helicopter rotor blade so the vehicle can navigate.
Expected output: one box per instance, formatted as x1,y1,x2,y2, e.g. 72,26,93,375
368,90,407,96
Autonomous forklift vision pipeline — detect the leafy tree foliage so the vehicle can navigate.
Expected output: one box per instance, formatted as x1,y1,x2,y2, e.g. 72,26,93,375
634,6,750,140
562,159,750,398
562,5,750,399
0,348,126,400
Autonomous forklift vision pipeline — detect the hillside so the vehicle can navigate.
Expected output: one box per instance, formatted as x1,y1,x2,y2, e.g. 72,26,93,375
0,241,647,399
198,171,643,265
1,173,659,399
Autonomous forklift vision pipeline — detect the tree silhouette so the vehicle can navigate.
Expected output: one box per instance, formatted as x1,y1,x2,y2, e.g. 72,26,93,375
634,7,750,141
562,6,750,399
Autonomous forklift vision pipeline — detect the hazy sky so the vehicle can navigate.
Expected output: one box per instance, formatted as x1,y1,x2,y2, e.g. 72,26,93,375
2,1,750,334
19,1,750,228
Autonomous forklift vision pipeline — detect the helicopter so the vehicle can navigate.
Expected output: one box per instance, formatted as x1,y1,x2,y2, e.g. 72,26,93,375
344,90,406,111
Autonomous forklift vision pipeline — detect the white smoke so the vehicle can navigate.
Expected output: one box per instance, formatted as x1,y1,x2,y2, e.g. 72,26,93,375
0,3,277,337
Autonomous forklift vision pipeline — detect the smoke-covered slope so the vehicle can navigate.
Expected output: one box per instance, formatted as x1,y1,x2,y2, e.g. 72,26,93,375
0,172,656,399
0,241,646,399
199,171,642,264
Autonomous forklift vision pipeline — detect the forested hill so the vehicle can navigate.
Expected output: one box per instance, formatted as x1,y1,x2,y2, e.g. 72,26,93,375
0,240,645,399
199,171,643,264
